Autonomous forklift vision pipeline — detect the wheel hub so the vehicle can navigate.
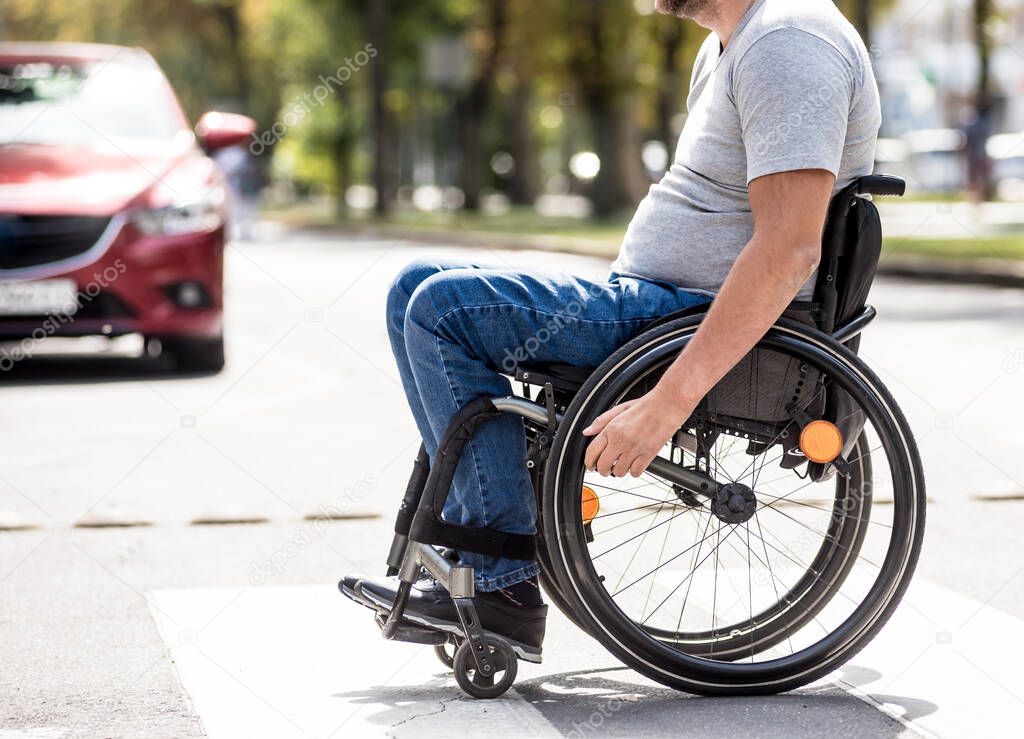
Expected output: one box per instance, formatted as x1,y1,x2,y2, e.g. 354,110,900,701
711,482,757,524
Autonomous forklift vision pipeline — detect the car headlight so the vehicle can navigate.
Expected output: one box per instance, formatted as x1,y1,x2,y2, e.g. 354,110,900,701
133,187,226,236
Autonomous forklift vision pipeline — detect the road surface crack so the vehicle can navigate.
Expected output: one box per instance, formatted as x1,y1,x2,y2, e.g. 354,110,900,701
388,696,458,731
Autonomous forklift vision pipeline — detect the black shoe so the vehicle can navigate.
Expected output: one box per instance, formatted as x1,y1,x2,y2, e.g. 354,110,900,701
357,576,547,663
338,551,459,606
338,566,441,610
338,568,450,613
338,574,377,610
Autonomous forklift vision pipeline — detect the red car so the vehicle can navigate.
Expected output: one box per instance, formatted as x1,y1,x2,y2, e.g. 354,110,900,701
0,42,256,373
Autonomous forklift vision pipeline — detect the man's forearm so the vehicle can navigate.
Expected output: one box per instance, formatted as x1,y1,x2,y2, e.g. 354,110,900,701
652,235,819,414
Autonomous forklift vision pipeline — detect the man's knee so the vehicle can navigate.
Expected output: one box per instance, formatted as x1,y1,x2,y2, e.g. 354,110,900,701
387,259,446,306
386,260,452,337
405,269,482,337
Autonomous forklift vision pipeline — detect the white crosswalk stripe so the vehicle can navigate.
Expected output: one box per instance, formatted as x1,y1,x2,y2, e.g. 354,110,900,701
148,585,559,738
148,577,1022,737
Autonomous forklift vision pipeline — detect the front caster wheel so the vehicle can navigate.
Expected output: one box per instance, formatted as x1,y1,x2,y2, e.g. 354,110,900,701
452,636,517,699
434,637,458,669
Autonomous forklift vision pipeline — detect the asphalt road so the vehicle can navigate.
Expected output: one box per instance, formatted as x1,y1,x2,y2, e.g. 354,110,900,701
1,223,1023,738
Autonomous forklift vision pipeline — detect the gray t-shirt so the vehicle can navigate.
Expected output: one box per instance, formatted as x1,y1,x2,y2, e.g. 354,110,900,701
612,0,881,299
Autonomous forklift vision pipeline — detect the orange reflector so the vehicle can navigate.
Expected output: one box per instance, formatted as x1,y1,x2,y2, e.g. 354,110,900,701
581,485,600,525
800,420,844,464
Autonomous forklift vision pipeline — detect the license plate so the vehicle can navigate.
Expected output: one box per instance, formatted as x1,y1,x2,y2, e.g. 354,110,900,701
0,279,78,316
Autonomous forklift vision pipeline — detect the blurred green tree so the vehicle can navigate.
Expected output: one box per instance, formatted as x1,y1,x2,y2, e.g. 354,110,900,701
0,0,911,218
836,0,898,46
973,0,994,110
972,0,996,201
563,0,648,217
453,0,508,212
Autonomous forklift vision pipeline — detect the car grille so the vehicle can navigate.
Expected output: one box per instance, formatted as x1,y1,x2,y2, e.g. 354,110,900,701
0,214,112,271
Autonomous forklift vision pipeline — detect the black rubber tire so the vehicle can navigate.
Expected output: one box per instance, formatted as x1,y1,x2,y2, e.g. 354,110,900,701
453,637,518,699
531,457,589,632
541,315,926,696
155,335,225,374
537,558,584,631
434,638,457,669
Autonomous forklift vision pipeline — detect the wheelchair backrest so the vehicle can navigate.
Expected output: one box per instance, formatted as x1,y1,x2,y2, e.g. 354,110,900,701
814,174,906,336
703,175,905,438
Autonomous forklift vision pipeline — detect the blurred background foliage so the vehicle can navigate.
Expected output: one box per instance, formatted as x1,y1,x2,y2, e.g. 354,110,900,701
0,0,1011,220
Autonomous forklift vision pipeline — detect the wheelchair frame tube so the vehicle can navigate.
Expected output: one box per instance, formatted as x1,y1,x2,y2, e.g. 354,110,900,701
647,457,721,498
491,396,554,425
418,543,475,599
382,540,474,639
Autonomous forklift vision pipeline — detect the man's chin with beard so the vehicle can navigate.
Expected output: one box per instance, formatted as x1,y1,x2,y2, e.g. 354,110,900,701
655,0,714,19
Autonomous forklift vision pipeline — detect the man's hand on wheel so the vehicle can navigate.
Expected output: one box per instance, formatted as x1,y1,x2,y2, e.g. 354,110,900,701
582,388,696,477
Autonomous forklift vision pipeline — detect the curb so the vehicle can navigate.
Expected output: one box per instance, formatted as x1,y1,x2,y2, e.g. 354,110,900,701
876,254,1024,289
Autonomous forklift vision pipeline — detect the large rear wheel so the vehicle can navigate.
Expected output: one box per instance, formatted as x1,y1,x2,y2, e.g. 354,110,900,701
542,317,925,695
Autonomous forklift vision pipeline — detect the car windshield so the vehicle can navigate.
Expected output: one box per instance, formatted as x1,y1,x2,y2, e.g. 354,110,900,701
0,59,187,147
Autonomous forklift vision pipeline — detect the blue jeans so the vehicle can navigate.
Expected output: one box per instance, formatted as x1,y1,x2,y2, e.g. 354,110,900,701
386,259,710,590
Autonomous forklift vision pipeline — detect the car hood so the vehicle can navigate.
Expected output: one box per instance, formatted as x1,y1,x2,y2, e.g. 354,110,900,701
0,140,199,216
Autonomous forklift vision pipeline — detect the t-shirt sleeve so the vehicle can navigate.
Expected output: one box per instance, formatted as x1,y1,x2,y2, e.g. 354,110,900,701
733,28,858,184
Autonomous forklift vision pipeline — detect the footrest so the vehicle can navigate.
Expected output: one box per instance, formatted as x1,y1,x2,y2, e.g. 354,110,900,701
374,612,448,645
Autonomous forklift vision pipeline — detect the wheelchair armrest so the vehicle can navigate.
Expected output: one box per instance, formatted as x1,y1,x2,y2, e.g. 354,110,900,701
832,305,876,344
857,174,906,197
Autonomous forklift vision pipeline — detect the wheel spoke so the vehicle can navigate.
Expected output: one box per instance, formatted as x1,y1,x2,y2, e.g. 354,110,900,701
755,496,885,571
593,506,696,561
676,508,715,633
643,522,741,626
610,513,721,597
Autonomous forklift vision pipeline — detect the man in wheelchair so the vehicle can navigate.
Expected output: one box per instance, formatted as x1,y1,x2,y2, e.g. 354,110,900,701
342,0,896,672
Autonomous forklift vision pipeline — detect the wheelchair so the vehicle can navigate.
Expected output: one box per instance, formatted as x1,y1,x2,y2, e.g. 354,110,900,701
349,174,926,699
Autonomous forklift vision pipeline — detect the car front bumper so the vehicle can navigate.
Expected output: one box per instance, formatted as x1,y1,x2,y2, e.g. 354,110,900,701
0,220,225,342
